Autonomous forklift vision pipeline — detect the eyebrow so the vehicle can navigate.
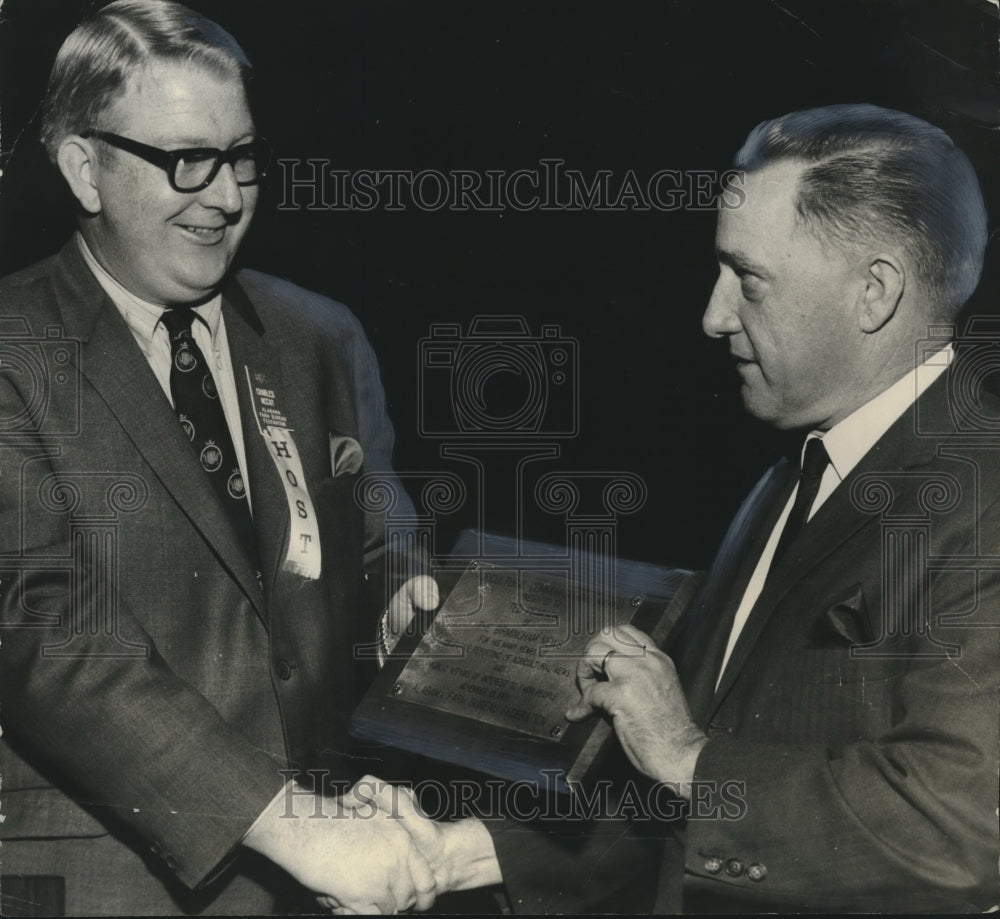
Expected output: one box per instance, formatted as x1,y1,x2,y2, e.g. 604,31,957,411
154,132,258,150
715,247,768,278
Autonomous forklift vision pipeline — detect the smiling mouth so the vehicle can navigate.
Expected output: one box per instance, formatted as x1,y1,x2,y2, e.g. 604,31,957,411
178,224,225,239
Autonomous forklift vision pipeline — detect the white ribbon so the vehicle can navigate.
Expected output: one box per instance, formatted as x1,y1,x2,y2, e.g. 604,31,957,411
245,368,321,579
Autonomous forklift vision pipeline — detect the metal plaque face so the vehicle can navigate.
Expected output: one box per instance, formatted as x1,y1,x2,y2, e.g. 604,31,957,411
393,563,635,741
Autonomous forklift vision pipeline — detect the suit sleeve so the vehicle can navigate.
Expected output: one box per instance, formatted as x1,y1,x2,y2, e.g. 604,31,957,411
334,309,426,610
0,373,286,889
682,509,1000,911
339,313,405,567
488,805,664,914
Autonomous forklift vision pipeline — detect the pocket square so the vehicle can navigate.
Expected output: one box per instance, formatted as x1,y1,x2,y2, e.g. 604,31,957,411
329,432,364,477
808,584,872,646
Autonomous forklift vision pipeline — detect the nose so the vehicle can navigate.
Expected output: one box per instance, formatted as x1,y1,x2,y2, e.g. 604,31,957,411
702,271,742,339
199,162,244,214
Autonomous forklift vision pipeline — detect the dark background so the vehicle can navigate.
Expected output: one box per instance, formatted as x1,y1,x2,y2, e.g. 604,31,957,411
2,0,998,571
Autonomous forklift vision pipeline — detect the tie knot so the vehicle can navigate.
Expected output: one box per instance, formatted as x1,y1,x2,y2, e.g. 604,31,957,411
160,306,197,340
800,437,829,478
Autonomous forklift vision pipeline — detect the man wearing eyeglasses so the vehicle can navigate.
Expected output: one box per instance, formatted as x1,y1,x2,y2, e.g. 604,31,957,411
0,1,448,914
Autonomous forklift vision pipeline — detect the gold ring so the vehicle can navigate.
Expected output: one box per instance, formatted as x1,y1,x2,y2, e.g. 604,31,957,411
601,648,617,674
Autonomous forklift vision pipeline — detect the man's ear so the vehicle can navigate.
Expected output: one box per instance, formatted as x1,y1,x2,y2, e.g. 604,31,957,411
56,136,104,215
858,255,905,333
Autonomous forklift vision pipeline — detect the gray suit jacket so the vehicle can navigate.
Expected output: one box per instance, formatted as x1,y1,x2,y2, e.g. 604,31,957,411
0,240,406,914
659,368,1000,913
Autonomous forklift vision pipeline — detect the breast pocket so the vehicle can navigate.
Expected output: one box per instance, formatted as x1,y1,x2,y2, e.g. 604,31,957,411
778,583,907,683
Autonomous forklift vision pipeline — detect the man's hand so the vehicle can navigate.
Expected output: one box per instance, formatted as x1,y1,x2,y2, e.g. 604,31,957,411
354,779,503,895
384,575,439,655
566,624,708,796
243,775,438,914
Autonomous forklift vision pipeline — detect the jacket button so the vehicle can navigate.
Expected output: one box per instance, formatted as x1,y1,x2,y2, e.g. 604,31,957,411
149,841,161,855
276,659,293,680
724,857,744,877
165,855,178,871
704,857,723,874
746,863,767,882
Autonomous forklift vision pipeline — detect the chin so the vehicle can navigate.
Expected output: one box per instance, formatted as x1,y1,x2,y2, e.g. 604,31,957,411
741,391,794,430
158,280,222,307
180,267,230,298
745,401,817,432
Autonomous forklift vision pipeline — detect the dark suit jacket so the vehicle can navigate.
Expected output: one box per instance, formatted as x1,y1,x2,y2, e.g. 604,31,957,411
0,240,407,914
657,366,1000,913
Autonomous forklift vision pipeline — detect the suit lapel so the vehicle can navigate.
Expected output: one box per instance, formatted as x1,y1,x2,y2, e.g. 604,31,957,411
221,278,292,605
707,374,951,718
678,458,797,724
51,240,265,617
708,481,877,713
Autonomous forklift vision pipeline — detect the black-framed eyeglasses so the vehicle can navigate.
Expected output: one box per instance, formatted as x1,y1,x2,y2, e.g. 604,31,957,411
81,130,272,193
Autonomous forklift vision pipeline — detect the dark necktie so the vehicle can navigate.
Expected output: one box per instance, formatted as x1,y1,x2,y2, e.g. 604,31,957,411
772,436,830,565
160,307,258,566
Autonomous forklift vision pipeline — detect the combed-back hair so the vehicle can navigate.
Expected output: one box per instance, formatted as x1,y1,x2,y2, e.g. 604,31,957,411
735,104,988,314
39,0,251,162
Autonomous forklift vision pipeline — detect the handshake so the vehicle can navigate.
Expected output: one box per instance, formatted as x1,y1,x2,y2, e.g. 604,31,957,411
243,577,504,912
243,775,503,914
244,576,705,913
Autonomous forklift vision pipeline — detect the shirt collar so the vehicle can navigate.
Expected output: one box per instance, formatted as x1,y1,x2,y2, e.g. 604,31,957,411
805,343,954,481
76,232,223,355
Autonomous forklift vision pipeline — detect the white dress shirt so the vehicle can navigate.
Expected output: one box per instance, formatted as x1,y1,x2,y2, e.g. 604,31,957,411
715,344,954,685
77,233,252,510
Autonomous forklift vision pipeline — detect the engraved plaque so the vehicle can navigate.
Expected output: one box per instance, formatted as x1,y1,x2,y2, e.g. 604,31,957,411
393,564,637,741
352,543,700,792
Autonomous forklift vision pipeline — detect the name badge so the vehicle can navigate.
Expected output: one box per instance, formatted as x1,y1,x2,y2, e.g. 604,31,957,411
245,367,321,579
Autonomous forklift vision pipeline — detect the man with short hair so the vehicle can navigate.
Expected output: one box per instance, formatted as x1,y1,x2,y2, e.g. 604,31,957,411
379,104,1000,914
564,104,1000,912
0,2,445,914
